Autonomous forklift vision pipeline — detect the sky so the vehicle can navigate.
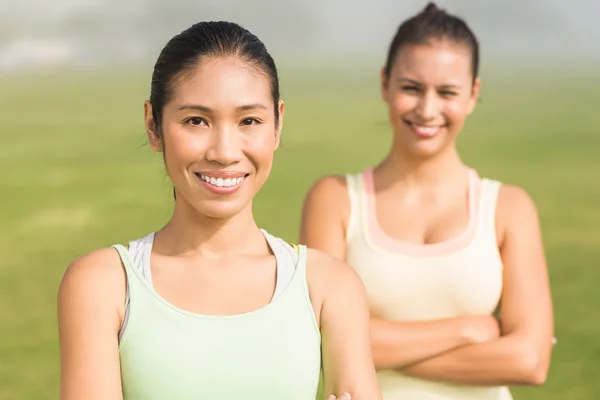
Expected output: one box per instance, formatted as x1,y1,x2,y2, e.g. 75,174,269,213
0,0,598,71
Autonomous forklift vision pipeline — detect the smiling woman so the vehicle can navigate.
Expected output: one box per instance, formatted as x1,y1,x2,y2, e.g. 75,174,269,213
57,21,381,400
300,3,554,400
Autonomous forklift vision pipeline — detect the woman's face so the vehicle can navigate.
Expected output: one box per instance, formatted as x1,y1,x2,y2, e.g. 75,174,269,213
145,56,284,219
382,40,480,159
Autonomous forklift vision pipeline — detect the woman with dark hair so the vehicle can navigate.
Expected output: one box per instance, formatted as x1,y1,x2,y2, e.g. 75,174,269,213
300,3,554,399
58,21,381,400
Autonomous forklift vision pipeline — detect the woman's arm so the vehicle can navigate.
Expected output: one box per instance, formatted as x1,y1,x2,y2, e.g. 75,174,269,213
58,248,126,400
371,314,500,369
300,176,498,369
309,250,382,400
400,185,554,386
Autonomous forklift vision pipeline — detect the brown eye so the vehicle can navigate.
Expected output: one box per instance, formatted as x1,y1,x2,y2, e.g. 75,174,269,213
240,118,259,126
440,91,458,97
187,117,206,126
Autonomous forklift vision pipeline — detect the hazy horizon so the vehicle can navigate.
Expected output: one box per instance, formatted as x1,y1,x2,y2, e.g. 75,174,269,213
0,0,599,73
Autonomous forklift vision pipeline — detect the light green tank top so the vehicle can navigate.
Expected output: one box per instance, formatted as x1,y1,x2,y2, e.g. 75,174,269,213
112,236,322,400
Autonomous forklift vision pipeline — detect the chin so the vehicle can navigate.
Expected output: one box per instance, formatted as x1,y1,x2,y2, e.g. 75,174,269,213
403,141,451,161
194,200,250,220
399,135,439,155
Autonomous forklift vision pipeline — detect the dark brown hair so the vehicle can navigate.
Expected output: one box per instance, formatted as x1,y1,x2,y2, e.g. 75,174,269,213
149,21,280,135
384,2,479,82
148,22,280,200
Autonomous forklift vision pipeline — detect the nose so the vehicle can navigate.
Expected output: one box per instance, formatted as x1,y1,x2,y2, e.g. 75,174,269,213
415,90,439,121
204,125,243,166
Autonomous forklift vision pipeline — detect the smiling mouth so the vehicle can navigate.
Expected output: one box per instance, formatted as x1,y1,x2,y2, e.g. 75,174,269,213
404,120,445,137
195,173,249,188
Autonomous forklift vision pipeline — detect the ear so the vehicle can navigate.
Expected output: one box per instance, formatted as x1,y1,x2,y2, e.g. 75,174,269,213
144,100,163,152
275,99,285,150
466,77,481,115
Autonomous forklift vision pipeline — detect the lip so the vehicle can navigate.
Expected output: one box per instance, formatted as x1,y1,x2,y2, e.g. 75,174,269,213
194,171,249,195
195,170,248,179
403,120,446,138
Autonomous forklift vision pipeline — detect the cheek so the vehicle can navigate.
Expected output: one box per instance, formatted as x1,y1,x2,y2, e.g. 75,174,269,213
244,135,276,163
243,132,277,166
390,92,416,115
163,126,207,161
242,125,278,153
442,100,470,125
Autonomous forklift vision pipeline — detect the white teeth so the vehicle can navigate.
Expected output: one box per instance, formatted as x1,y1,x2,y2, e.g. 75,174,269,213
199,174,245,188
412,124,441,136
416,125,438,134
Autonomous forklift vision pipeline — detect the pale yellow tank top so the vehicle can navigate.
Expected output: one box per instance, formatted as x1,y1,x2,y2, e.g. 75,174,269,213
345,168,512,400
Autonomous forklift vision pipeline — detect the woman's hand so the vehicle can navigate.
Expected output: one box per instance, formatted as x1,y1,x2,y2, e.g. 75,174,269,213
326,393,351,400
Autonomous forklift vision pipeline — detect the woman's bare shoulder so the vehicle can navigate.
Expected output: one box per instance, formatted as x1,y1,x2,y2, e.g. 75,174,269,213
305,248,366,308
58,247,127,319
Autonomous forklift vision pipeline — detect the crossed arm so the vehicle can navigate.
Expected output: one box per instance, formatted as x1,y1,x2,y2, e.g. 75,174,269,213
397,185,554,386
300,177,554,387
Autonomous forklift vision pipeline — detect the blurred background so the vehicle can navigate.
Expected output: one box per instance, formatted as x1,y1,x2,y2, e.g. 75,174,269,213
1,0,598,399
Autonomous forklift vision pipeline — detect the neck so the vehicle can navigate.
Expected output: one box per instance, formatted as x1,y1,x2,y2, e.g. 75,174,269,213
377,141,468,186
155,198,265,258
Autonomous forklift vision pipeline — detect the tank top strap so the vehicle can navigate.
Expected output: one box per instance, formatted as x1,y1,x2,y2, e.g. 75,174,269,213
296,243,307,273
288,242,307,288
294,243,319,334
112,243,148,304
127,233,154,285
112,243,147,343
345,171,365,241
289,243,300,255
475,177,502,241
112,244,139,282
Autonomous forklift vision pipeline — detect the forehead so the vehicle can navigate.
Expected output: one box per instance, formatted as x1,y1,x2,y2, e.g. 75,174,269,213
393,41,472,84
169,57,272,107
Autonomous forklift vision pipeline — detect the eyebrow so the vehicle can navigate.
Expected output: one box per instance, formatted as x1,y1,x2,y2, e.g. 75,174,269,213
397,78,461,89
177,104,268,113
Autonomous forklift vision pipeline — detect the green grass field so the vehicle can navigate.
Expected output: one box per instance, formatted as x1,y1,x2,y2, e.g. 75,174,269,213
1,66,599,399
